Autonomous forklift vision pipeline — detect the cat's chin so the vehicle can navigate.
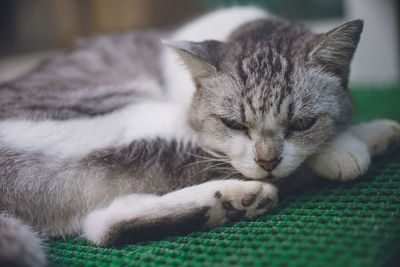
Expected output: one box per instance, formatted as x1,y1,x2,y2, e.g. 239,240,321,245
239,167,295,181
240,172,282,183
263,175,286,184
231,163,269,180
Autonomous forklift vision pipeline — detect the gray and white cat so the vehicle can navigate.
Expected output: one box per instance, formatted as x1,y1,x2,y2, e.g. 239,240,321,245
1,6,399,267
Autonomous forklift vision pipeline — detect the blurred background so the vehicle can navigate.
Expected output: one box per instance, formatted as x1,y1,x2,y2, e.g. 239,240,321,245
0,0,399,85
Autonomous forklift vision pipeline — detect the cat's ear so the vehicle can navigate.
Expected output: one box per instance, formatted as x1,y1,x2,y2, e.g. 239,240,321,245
163,40,226,79
308,19,363,86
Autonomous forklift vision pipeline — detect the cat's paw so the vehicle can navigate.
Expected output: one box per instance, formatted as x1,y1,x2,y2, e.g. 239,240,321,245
205,181,277,228
350,119,400,157
306,132,371,181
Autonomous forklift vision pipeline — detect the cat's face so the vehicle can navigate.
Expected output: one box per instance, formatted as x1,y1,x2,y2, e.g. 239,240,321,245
169,19,363,180
189,62,353,180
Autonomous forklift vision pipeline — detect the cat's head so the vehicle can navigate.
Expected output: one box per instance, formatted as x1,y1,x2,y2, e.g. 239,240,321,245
168,19,363,180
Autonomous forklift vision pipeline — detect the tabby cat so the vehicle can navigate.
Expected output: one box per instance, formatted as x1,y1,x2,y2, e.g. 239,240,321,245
1,6,399,267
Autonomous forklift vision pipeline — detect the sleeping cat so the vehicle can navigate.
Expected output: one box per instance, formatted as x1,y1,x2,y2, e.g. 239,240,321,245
1,6,399,267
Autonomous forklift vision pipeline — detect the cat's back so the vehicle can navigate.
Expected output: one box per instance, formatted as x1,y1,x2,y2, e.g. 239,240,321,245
0,6,272,120
0,30,166,120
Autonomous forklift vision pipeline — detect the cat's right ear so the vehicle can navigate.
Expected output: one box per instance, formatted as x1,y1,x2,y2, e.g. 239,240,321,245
163,40,226,79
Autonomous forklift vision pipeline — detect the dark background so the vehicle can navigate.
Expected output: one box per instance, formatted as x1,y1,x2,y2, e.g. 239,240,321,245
0,0,344,57
0,0,398,85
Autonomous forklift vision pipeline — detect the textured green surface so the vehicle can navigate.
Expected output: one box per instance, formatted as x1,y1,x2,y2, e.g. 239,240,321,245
45,86,400,266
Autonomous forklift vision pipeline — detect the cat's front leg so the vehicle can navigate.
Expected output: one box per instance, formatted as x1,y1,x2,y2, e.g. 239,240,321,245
306,119,400,181
83,179,277,247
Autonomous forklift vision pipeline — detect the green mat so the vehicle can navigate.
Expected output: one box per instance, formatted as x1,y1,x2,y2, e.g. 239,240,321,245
45,86,400,266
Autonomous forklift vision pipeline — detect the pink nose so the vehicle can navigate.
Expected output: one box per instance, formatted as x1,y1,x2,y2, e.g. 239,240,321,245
256,160,280,171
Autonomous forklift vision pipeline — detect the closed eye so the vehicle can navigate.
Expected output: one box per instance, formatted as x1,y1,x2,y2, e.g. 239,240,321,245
289,117,317,131
220,117,248,132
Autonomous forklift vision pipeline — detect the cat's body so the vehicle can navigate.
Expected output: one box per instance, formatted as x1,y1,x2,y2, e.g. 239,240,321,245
1,6,399,267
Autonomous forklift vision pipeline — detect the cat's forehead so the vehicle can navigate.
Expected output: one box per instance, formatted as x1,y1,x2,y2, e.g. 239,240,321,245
216,56,339,126
219,47,297,122
238,47,294,98
215,77,292,129
222,19,310,105
208,19,353,125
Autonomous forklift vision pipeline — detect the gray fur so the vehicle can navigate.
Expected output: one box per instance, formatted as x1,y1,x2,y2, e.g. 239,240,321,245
0,139,235,237
0,12,364,263
0,31,165,120
0,214,46,267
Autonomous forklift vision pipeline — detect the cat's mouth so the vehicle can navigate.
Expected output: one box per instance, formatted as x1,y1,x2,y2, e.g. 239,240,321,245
205,148,289,181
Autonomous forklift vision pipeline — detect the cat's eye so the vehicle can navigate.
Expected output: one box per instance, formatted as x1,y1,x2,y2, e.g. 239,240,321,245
220,117,248,132
290,117,317,131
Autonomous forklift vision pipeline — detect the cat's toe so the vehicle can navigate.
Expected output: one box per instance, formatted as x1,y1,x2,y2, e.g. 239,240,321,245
241,194,257,207
222,201,246,221
220,181,277,220
256,197,273,209
314,150,370,181
244,183,277,219
206,181,277,227
307,132,371,181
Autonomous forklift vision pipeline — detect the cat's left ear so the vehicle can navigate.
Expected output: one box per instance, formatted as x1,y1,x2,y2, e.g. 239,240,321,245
308,19,364,86
163,40,226,79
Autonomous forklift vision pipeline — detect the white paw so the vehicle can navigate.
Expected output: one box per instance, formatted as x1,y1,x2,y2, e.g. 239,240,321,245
350,119,400,157
205,181,277,228
307,132,371,181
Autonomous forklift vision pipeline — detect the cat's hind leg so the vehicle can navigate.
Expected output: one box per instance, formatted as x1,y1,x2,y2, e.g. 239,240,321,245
83,179,277,247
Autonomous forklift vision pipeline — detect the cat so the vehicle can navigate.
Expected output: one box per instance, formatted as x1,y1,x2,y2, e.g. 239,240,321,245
1,6,400,267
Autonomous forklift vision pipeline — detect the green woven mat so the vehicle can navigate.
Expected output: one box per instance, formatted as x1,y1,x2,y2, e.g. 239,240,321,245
45,86,400,267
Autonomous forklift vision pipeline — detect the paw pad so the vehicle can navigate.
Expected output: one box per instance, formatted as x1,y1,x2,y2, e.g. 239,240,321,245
241,194,256,207
256,197,272,209
222,201,245,221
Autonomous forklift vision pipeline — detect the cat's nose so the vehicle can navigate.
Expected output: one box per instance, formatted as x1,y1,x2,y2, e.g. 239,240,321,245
256,159,280,171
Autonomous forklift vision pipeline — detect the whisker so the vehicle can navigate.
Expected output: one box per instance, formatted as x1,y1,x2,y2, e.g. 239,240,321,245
188,162,231,179
185,150,229,161
184,151,217,160
218,170,242,180
178,158,229,169
201,148,229,160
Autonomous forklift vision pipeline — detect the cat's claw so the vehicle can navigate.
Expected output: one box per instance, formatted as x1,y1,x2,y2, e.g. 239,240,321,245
205,181,277,227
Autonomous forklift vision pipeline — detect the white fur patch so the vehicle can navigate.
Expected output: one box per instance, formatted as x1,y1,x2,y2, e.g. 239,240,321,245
0,101,196,157
306,131,371,181
162,6,269,106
